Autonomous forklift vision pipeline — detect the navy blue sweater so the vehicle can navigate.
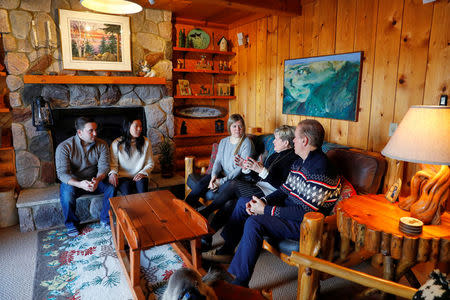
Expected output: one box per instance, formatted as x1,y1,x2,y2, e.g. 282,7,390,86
263,148,341,221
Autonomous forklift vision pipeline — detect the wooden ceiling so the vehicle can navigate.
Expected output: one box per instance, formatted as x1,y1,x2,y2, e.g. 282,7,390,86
135,0,303,28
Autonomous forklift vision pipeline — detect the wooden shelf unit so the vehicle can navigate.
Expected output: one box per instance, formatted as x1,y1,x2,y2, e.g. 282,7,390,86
173,68,236,75
23,75,167,85
174,132,228,139
174,95,235,100
173,47,235,56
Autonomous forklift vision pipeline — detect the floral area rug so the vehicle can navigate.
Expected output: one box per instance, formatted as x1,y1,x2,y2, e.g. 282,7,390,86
33,223,185,300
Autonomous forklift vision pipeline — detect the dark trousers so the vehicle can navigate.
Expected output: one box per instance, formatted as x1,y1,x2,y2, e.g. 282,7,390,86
60,179,116,229
185,174,232,209
201,180,264,231
221,197,302,287
118,177,148,195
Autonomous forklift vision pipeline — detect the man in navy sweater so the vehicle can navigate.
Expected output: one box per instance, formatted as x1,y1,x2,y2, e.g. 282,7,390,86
203,119,342,287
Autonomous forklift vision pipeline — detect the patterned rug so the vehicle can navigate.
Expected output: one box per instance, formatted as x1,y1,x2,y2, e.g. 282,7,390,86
33,223,185,300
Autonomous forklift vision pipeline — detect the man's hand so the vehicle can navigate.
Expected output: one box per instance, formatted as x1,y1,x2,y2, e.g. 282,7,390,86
90,177,100,192
109,173,118,187
243,157,264,174
247,196,266,215
78,180,94,192
133,173,146,182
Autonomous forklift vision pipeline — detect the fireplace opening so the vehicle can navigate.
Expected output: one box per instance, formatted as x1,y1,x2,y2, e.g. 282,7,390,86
50,107,147,151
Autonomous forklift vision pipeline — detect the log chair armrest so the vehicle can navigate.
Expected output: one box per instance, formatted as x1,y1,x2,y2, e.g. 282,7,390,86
184,156,211,198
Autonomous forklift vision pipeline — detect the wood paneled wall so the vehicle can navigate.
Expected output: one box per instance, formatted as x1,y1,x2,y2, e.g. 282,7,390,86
228,0,449,193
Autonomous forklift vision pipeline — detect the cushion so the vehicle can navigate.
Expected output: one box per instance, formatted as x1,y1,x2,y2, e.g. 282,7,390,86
322,142,350,153
206,143,219,174
331,177,357,215
326,148,386,194
413,270,449,300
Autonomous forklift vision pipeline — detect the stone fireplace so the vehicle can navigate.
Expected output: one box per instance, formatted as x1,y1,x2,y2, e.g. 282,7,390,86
13,83,173,188
0,2,176,231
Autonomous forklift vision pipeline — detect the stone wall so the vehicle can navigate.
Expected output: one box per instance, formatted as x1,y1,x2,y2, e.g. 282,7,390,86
0,0,174,188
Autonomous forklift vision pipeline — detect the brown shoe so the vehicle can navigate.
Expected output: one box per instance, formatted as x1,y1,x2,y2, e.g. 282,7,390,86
202,248,233,263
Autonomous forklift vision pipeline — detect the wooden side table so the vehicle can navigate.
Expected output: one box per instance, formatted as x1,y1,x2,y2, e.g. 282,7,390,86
336,194,449,287
109,190,210,300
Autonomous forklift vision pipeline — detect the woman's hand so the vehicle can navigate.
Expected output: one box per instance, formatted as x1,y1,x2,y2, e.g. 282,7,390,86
109,173,118,187
133,173,146,182
208,175,218,190
234,154,246,168
244,157,264,174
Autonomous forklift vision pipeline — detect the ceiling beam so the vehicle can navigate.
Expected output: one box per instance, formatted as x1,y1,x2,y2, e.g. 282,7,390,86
140,0,302,17
189,0,301,17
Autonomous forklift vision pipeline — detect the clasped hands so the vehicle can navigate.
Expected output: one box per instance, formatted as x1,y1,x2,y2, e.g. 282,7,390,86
108,173,146,187
234,155,264,173
79,177,100,192
246,196,266,215
208,175,220,191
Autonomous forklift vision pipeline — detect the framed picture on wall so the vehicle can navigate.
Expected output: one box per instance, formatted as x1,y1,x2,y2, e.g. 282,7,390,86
59,9,131,71
282,52,362,121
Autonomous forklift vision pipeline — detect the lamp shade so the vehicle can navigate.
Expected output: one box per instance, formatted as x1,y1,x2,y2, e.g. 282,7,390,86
81,0,142,14
381,106,450,165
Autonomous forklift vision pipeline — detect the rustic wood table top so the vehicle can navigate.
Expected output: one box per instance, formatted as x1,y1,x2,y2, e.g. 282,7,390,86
110,190,209,250
337,194,450,240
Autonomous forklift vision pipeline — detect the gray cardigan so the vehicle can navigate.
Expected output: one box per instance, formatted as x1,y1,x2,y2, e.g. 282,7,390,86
212,136,254,185
55,135,110,184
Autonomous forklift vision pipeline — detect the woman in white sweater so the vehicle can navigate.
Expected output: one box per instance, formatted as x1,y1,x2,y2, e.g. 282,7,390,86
108,119,154,195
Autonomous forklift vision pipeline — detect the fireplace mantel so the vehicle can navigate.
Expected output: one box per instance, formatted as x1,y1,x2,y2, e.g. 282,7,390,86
23,75,167,85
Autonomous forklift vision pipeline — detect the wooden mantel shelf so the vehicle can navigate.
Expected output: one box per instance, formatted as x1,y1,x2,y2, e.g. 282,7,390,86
23,75,167,85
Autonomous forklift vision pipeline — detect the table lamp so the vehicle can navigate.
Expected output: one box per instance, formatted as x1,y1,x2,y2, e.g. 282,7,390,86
381,106,450,225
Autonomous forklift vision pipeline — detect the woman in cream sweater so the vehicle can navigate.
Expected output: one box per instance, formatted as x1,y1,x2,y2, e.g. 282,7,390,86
108,119,154,195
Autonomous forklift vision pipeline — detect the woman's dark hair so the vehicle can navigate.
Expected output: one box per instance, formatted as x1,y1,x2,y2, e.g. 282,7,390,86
118,119,145,157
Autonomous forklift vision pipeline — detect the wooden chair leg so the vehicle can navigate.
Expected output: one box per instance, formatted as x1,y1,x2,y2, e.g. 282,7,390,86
298,212,324,300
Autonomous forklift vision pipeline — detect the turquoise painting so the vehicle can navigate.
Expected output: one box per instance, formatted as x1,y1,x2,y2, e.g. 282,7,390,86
283,52,362,121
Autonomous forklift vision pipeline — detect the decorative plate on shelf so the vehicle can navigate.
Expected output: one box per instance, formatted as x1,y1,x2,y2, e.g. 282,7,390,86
187,28,210,49
174,105,227,119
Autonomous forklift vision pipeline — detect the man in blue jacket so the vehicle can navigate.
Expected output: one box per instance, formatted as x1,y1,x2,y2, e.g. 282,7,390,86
203,119,342,287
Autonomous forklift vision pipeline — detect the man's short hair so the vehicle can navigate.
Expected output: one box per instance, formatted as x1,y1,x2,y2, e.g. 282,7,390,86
227,113,246,133
298,119,325,148
274,125,295,148
75,117,96,131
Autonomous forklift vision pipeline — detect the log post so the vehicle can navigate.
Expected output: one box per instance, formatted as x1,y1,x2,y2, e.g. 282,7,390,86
396,236,418,280
390,234,403,260
298,212,324,300
185,156,194,198
417,238,431,262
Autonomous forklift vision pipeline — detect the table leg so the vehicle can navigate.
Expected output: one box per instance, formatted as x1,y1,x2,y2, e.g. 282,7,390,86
190,238,201,270
381,256,395,300
130,249,141,288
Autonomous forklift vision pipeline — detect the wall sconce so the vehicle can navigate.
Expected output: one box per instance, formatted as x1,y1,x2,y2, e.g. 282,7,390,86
32,96,54,131
237,32,249,47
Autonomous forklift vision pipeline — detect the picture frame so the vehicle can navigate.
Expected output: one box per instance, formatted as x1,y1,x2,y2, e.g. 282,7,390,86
282,52,362,121
385,178,402,203
217,83,231,96
178,79,192,96
59,9,131,71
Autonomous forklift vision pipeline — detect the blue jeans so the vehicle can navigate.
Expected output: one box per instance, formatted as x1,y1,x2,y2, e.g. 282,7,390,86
222,197,302,287
60,179,116,230
118,177,148,195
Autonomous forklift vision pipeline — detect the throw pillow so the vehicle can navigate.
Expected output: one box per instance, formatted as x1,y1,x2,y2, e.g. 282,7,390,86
331,177,357,215
206,143,219,174
413,270,449,300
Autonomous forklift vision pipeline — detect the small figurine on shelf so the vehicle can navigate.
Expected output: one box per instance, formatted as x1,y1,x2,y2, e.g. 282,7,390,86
215,120,224,133
218,61,223,71
199,85,210,95
180,121,187,135
177,59,184,69
178,29,185,47
218,36,228,52
196,55,212,70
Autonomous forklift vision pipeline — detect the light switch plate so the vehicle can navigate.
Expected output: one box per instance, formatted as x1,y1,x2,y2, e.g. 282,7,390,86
389,123,398,136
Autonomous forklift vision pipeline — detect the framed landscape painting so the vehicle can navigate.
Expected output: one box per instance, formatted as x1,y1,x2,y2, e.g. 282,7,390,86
282,52,362,121
59,9,131,71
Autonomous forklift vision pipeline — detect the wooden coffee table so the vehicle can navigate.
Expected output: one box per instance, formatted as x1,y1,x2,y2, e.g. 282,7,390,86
109,190,210,300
